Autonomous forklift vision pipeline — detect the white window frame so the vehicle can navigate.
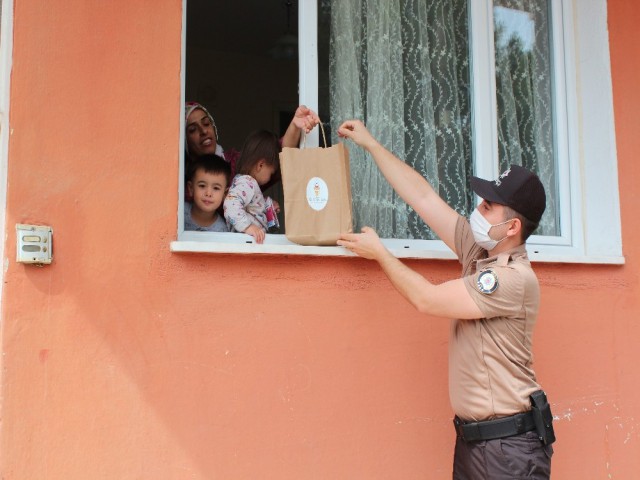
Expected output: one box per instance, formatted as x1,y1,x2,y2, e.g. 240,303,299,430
0,0,14,311
172,0,624,264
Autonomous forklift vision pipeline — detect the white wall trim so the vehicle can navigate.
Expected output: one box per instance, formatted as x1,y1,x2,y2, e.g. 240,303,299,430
0,0,14,316
571,0,622,258
469,0,499,181
298,0,319,147
178,0,187,237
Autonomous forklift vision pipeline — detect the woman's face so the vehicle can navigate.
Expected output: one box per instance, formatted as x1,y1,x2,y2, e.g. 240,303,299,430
186,108,217,157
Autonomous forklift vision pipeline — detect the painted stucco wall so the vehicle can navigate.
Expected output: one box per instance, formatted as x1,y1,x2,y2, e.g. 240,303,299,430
1,0,639,478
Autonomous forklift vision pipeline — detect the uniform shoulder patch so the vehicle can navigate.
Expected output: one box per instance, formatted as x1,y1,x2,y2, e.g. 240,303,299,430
477,269,499,294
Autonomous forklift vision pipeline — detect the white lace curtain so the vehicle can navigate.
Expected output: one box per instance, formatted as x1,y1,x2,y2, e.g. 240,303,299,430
328,0,557,239
329,0,472,240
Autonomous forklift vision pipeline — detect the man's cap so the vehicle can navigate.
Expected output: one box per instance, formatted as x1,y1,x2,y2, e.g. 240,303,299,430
470,164,546,223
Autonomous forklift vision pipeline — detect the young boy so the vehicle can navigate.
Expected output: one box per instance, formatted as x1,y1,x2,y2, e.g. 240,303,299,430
185,155,231,232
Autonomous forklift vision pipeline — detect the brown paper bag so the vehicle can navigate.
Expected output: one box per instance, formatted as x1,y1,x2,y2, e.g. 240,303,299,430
279,128,353,246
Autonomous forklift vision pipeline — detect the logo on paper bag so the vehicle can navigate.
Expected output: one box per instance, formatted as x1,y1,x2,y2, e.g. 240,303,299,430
306,177,329,211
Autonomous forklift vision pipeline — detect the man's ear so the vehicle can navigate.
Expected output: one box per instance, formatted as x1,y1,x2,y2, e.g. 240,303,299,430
507,217,522,238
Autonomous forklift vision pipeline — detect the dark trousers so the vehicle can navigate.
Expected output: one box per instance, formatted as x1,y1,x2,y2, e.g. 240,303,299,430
453,430,553,479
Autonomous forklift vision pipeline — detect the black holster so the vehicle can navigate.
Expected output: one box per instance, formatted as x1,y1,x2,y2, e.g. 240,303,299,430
530,390,556,445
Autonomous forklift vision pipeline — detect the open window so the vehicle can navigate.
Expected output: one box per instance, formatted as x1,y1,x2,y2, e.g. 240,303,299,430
174,0,623,264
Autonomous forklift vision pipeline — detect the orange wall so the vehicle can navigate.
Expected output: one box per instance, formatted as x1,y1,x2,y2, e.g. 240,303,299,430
1,1,639,478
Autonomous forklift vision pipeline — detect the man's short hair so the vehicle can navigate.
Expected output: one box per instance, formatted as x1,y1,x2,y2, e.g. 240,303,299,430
503,206,539,242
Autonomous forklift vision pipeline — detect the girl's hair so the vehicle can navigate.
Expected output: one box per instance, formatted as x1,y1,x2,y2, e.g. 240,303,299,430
235,130,280,176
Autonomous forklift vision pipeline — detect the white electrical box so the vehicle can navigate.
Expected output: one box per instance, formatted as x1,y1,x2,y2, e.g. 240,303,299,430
16,224,53,264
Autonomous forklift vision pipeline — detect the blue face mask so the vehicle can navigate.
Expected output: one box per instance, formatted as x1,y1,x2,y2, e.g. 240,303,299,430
469,209,512,251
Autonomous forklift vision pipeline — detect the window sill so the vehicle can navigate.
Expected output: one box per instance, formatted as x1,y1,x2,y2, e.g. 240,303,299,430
526,248,625,265
171,232,457,259
171,233,625,264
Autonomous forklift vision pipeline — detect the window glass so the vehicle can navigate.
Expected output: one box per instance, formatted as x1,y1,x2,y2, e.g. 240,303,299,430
494,0,559,236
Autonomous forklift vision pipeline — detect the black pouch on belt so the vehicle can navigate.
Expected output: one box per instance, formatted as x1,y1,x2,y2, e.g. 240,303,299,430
530,390,556,445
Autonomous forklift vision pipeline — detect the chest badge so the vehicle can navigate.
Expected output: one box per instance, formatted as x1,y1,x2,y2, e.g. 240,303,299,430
477,270,499,294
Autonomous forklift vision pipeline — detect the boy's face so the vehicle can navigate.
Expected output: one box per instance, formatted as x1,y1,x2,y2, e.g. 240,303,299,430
187,168,228,214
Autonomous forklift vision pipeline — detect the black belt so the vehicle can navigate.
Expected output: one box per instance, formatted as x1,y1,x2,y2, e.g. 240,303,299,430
454,411,537,442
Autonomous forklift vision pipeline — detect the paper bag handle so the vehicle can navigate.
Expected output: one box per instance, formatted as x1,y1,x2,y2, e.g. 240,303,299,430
301,121,328,149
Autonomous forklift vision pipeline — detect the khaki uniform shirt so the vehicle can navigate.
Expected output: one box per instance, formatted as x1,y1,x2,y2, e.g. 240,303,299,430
450,216,541,422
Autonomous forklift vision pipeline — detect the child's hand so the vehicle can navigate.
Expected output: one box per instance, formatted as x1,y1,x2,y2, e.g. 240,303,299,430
272,200,281,214
245,224,266,244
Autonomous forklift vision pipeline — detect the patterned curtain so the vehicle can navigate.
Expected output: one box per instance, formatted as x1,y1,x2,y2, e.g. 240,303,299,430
327,0,473,240
325,0,558,238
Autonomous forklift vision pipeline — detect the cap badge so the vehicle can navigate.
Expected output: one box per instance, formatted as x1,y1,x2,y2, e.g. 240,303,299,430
477,270,499,294
494,168,511,186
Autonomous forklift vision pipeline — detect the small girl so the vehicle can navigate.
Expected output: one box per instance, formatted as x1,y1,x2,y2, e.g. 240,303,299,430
223,130,281,244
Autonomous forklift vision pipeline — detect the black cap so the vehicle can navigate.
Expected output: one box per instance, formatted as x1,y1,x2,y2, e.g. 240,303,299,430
470,165,546,223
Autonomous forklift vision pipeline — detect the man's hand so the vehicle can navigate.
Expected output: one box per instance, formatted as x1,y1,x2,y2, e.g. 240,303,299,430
337,227,388,260
337,120,380,151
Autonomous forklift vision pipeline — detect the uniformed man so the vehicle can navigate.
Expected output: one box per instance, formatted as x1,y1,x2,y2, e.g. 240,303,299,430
337,120,555,479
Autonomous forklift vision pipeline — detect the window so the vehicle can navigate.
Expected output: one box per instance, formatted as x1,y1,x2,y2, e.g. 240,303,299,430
174,0,623,264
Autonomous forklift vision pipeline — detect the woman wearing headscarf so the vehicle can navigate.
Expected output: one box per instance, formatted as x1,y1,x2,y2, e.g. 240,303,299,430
184,102,319,178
